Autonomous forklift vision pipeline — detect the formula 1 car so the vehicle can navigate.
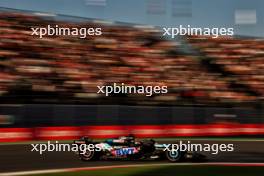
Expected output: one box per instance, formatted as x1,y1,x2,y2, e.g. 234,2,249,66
73,135,206,162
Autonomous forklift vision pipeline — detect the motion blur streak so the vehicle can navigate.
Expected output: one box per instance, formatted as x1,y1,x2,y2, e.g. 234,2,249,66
1,162,264,176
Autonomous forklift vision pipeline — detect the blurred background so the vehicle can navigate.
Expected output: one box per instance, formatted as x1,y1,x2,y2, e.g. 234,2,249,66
0,0,263,140
1,1,264,175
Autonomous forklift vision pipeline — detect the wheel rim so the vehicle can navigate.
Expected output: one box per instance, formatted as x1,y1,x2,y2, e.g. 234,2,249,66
83,150,94,160
168,150,179,160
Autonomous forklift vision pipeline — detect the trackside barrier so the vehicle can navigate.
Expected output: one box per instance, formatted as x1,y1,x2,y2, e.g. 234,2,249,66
1,124,264,142
0,128,33,142
35,126,82,140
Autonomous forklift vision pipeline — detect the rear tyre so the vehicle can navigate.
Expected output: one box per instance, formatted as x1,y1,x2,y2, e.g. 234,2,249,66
80,150,96,161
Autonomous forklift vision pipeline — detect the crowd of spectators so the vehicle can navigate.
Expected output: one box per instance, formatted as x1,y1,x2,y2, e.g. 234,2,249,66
0,11,262,105
188,35,264,103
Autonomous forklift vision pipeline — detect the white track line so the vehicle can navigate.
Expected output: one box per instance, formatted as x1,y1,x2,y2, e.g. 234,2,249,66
1,163,264,176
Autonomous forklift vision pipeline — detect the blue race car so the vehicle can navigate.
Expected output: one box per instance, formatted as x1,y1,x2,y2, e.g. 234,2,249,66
73,135,206,162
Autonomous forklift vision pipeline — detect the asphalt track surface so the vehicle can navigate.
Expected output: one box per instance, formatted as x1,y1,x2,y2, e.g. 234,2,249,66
0,140,264,173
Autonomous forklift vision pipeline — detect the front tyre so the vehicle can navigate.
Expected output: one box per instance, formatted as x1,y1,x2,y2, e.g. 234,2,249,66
165,150,183,162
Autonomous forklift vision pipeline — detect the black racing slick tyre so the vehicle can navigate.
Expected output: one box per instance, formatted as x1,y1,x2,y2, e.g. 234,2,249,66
165,150,184,162
80,150,96,161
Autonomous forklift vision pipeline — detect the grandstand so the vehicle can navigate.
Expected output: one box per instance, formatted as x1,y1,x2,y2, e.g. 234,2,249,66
0,9,263,107
188,35,264,101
